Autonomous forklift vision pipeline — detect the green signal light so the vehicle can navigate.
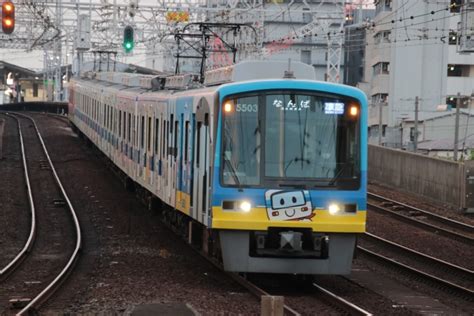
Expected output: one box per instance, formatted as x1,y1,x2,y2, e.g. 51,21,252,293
123,25,134,53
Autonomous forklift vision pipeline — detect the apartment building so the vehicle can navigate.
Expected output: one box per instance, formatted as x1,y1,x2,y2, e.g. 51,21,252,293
361,0,474,148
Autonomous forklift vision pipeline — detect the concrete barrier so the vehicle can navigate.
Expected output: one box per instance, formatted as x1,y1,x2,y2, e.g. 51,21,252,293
368,145,466,209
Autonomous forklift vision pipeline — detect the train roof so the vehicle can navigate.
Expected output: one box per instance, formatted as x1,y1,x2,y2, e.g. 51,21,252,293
74,60,317,91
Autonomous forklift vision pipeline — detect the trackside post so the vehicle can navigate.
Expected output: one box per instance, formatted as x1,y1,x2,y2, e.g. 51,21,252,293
261,295,284,316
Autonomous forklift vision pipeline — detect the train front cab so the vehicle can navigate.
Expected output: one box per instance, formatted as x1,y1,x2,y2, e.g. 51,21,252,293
211,80,368,274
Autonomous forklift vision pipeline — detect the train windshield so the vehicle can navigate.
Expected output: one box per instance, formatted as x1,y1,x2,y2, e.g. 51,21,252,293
222,91,360,189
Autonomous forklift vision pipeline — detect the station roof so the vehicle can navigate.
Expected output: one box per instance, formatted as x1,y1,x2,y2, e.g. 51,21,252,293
0,60,39,77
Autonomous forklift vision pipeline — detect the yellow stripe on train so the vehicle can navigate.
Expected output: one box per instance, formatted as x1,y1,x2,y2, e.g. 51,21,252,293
211,206,366,232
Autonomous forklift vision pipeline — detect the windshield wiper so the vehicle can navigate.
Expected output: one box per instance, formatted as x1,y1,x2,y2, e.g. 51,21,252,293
224,158,241,187
284,157,310,175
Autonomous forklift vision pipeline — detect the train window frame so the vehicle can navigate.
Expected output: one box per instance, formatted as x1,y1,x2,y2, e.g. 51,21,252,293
220,89,362,190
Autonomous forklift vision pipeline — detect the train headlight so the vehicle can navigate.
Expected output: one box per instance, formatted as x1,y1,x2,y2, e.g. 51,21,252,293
328,203,341,215
239,201,252,213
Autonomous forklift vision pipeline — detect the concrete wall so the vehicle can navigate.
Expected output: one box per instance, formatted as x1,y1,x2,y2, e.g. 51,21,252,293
368,145,465,208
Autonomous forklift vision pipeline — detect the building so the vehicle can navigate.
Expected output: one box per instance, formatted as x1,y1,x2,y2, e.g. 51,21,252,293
360,0,474,147
399,109,474,155
343,9,375,86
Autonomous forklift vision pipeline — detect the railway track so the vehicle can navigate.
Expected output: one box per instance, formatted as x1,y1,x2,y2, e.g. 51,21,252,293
367,192,474,245
196,251,373,316
0,112,81,315
358,232,474,300
0,114,36,281
161,223,372,315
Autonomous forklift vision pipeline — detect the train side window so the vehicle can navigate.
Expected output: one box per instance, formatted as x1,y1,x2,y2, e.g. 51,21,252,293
184,121,189,163
166,120,170,155
141,116,145,148
119,111,122,137
123,112,126,140
196,122,202,167
128,113,131,142
148,116,152,151
174,120,178,159
162,120,166,157
154,118,159,154
133,115,136,146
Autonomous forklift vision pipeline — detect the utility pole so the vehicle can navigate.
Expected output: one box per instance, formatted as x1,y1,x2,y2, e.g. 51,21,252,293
378,101,383,145
414,96,419,153
454,92,461,161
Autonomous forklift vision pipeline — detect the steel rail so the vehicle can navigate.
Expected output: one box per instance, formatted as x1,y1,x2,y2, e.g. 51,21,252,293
11,113,82,315
367,201,473,245
312,282,373,316
357,246,474,299
0,113,36,280
363,232,473,281
187,246,301,315
368,192,474,232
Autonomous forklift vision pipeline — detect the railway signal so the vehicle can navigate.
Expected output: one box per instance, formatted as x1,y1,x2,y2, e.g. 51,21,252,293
123,25,134,53
2,1,15,34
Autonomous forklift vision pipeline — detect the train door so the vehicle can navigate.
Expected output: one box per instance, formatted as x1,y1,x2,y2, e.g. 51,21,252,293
179,115,191,213
169,112,178,208
193,98,210,224
165,107,173,206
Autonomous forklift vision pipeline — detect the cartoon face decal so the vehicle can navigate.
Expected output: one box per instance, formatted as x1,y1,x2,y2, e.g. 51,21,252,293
265,190,315,221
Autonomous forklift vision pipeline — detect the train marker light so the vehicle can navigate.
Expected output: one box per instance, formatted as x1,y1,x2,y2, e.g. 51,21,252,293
239,201,251,213
328,203,341,215
349,105,358,116
2,1,15,34
224,102,233,113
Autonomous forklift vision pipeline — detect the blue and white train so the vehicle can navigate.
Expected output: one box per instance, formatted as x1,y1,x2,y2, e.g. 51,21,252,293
69,60,367,274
